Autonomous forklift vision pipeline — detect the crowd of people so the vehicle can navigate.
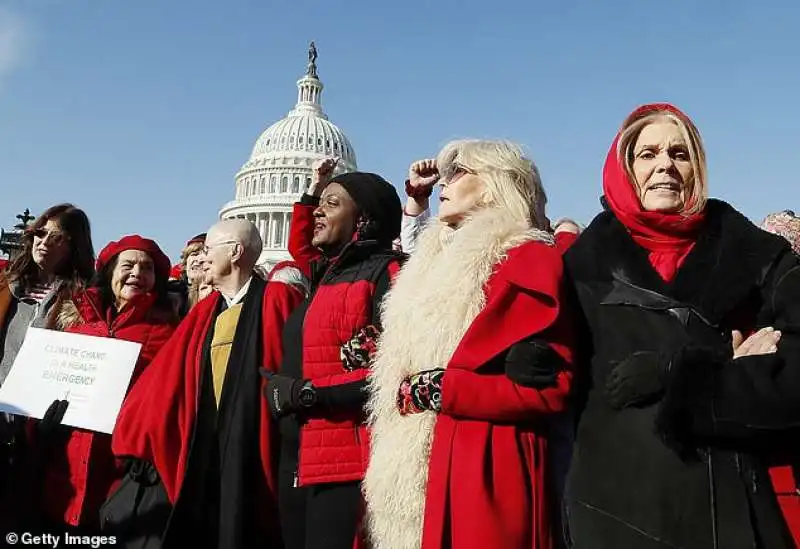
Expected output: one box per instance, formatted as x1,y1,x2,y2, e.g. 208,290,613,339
0,102,800,549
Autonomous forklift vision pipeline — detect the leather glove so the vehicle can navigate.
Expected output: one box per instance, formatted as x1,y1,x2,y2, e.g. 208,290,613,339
505,338,566,389
398,369,445,415
605,352,671,410
37,399,71,450
260,369,304,419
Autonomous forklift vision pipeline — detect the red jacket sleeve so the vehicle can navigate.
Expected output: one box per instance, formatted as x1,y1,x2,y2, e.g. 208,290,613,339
288,201,321,280
258,279,304,487
439,243,575,423
441,310,574,423
260,280,304,374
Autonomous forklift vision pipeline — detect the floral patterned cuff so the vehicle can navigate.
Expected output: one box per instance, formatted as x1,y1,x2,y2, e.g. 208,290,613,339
341,325,380,371
397,369,444,415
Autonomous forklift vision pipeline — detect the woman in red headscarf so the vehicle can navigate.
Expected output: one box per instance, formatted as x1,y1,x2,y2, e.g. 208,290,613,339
562,104,800,549
30,235,178,535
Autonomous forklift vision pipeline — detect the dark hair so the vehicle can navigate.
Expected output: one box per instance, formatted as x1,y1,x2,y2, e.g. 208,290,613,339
91,255,176,322
5,204,95,328
6,203,95,288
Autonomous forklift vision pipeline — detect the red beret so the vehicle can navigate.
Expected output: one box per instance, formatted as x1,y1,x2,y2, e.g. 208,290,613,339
96,235,171,281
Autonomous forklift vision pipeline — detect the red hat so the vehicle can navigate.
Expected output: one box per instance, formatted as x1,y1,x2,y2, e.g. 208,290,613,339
169,263,184,280
96,235,171,281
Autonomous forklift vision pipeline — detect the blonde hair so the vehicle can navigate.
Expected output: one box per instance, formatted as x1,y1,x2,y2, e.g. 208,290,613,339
436,139,548,229
180,241,204,268
617,110,708,215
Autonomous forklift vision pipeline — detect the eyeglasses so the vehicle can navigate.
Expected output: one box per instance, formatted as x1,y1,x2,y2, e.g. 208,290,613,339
31,228,68,245
201,240,238,255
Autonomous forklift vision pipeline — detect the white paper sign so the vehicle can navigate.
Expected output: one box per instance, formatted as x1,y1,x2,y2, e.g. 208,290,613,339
0,327,142,434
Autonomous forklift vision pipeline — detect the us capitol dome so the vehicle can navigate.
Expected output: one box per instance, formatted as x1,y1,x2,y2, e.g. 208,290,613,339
218,42,357,269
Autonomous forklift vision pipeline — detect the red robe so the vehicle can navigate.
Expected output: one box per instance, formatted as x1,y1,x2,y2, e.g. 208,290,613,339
422,242,574,549
111,279,302,538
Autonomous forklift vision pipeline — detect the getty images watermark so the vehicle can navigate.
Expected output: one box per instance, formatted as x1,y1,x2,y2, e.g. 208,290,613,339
4,532,117,547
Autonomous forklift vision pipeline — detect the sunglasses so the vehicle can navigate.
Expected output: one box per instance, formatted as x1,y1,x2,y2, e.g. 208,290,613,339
439,163,476,185
32,229,69,244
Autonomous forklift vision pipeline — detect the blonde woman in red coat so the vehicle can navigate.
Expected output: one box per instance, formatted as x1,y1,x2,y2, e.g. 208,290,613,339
364,139,575,549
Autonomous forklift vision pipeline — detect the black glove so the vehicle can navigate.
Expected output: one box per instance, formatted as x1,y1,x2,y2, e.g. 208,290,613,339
505,338,566,389
605,352,671,410
260,369,304,419
37,399,71,450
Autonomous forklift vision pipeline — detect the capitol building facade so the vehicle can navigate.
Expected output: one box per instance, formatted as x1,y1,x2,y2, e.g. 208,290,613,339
218,44,357,269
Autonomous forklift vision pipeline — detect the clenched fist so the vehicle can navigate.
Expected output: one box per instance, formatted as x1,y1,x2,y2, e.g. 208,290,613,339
408,159,439,193
310,157,339,196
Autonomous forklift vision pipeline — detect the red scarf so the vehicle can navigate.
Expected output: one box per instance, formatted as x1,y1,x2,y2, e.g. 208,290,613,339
602,103,706,282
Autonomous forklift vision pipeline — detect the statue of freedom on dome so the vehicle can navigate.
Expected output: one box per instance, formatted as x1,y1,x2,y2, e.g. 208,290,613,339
307,41,318,77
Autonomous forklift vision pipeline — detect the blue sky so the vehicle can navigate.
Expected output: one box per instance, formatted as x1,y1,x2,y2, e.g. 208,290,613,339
1,0,798,262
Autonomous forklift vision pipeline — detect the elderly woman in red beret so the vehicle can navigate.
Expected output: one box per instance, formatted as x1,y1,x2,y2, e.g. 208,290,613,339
31,235,178,535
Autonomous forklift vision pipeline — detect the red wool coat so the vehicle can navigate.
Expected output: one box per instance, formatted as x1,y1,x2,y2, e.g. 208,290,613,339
36,289,176,528
424,243,574,549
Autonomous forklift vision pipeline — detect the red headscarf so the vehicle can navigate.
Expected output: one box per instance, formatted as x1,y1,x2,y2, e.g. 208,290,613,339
602,103,706,282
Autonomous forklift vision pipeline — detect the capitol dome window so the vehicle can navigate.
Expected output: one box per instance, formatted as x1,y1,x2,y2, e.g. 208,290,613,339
271,176,278,193
260,177,266,194
306,177,312,191
317,137,322,147
293,176,300,193
281,176,288,193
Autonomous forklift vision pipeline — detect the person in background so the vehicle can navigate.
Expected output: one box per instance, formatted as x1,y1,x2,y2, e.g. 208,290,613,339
181,233,207,309
365,140,574,549
0,203,94,530
762,210,800,255
110,219,303,549
550,217,583,252
274,167,404,549
32,235,177,535
563,103,800,549
760,209,800,546
265,260,310,298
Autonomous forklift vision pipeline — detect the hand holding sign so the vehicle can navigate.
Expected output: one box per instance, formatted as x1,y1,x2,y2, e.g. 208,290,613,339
0,328,142,434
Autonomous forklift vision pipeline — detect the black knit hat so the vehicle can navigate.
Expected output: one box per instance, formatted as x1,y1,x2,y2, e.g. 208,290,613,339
330,172,402,246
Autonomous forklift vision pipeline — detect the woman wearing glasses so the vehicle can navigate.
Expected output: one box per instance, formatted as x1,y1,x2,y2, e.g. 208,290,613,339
0,203,95,529
365,140,574,549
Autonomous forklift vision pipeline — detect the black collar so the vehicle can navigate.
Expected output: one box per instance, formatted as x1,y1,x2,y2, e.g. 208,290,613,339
567,199,789,324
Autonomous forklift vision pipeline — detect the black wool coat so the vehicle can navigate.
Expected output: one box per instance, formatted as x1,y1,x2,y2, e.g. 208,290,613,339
562,199,800,549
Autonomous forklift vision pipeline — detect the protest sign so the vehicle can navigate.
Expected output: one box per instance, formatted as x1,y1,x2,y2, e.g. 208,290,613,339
0,327,142,434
